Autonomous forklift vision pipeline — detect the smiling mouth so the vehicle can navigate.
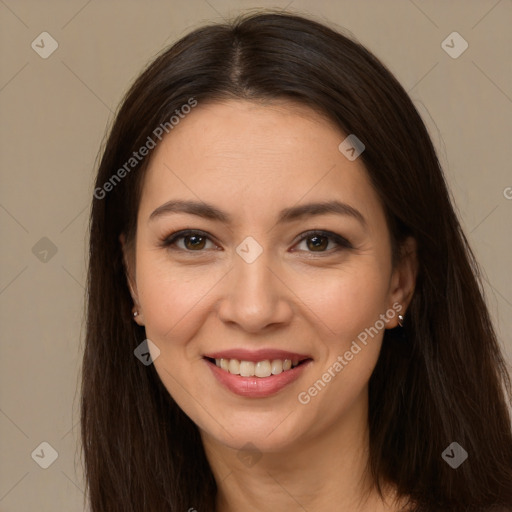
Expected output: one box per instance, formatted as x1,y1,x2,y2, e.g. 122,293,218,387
204,356,312,378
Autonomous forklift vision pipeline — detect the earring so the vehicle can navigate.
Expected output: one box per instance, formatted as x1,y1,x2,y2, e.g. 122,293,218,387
397,314,404,328
133,311,139,318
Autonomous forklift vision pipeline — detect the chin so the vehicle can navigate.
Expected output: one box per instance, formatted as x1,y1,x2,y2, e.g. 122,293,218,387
200,413,306,453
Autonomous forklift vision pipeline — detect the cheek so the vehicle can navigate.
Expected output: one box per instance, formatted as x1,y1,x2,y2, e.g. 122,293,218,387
294,260,390,342
291,267,389,420
137,250,391,349
135,254,218,346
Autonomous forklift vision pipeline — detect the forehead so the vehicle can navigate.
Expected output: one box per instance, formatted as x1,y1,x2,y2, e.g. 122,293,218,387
138,99,386,232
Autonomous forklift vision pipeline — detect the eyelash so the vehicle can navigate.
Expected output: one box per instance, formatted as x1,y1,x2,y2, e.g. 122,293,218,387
160,229,353,255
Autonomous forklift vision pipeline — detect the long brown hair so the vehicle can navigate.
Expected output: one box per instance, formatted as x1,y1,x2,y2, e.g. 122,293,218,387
81,11,512,511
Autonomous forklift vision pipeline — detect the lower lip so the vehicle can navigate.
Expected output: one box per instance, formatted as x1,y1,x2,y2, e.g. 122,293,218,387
204,358,312,398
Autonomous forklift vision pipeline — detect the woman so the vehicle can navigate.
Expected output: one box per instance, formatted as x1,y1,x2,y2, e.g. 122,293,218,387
81,11,512,512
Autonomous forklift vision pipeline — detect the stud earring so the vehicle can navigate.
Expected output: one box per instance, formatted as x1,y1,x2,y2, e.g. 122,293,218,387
133,311,139,318
397,314,404,328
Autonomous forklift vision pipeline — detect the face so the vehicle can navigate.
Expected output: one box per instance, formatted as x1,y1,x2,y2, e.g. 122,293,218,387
123,99,415,453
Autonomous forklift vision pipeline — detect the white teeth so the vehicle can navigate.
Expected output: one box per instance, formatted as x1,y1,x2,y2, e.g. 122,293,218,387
228,359,240,374
213,357,304,377
255,360,272,377
271,359,283,375
239,361,255,377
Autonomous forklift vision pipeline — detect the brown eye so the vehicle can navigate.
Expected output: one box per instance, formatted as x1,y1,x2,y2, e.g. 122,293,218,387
161,230,217,251
305,234,329,251
183,234,207,250
293,230,352,254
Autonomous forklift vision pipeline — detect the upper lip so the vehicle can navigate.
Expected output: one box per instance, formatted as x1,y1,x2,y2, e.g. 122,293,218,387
203,349,312,362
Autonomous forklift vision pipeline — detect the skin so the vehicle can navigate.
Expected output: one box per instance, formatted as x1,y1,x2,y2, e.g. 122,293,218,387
121,99,418,511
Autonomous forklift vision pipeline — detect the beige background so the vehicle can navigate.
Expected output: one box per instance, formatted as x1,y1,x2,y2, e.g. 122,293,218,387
0,0,511,510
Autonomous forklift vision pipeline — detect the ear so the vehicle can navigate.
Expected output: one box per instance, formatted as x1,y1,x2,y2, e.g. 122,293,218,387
119,233,145,325
387,236,418,328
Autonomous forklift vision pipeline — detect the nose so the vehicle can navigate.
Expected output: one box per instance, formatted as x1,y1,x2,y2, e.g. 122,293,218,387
216,249,294,334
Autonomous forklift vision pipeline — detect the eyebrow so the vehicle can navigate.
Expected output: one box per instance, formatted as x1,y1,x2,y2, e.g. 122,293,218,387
149,199,367,228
